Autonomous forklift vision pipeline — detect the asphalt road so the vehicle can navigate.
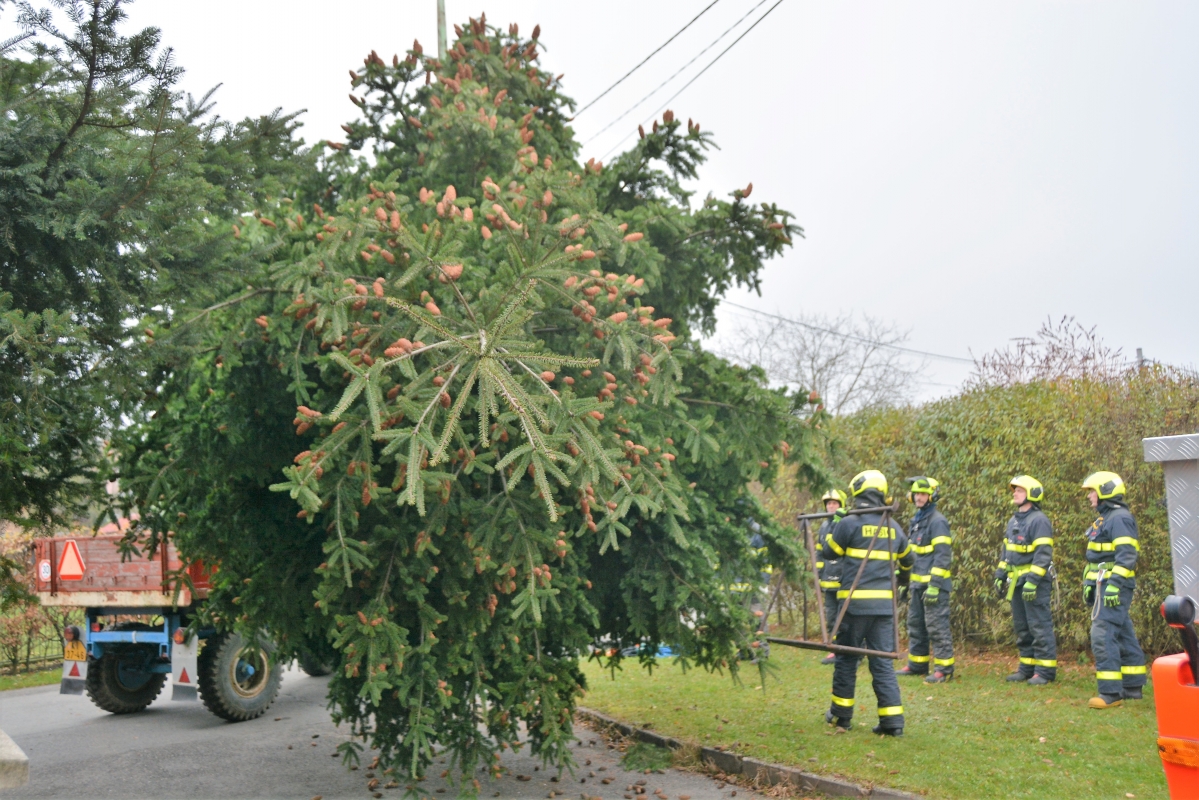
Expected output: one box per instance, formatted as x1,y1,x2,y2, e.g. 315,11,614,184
0,667,751,799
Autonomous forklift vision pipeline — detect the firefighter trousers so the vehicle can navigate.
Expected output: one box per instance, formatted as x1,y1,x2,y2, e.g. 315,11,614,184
1091,584,1146,697
906,586,954,675
829,613,904,731
823,590,840,640
1011,577,1057,680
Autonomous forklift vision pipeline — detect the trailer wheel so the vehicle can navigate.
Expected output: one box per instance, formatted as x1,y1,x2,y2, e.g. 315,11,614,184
296,649,333,677
197,631,282,722
85,623,166,714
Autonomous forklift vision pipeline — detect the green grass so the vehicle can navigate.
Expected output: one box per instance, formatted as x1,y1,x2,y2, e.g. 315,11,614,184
620,741,674,772
0,666,61,692
581,647,1166,799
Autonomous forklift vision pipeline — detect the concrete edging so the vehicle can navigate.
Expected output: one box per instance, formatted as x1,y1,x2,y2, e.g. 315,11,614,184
576,707,918,799
0,728,29,789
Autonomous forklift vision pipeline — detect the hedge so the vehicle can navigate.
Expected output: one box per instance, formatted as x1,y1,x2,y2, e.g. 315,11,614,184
808,368,1199,656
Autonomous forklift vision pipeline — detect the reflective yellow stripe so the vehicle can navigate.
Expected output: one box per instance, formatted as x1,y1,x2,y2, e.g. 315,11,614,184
910,574,932,583
1088,542,1115,552
728,583,755,592
1112,566,1135,579
910,544,934,555
1096,671,1123,681
1006,543,1035,553
1019,657,1036,665
831,694,855,707
931,536,952,546
908,654,930,663
934,657,955,666
1031,537,1053,548
836,589,894,600
815,561,825,569
1121,665,1147,675
1113,536,1141,551
845,548,897,561
997,560,1009,570
819,581,841,589
827,539,845,556
898,544,912,558
1034,659,1057,667
762,565,774,575
1028,565,1047,577
931,567,952,578
1009,565,1034,576
878,706,904,716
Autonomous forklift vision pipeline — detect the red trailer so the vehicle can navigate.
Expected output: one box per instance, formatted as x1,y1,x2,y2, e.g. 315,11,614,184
33,535,283,722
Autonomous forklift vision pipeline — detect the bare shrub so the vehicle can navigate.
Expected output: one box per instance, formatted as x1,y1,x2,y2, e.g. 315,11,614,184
969,316,1127,388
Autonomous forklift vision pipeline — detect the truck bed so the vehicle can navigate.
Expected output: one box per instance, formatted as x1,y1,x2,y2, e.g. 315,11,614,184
33,535,210,608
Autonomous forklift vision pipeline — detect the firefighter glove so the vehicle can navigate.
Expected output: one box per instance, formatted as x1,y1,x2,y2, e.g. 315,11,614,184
1021,580,1038,602
924,585,940,604
833,507,847,522
898,584,909,604
1084,585,1095,605
1103,584,1120,608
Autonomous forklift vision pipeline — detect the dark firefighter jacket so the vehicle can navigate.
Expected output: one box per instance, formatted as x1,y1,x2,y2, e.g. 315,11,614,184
908,504,952,592
821,504,913,615
1083,499,1139,590
816,519,841,591
999,506,1054,588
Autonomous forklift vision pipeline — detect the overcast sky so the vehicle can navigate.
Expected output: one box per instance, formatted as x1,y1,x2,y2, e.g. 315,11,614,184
47,1,1199,398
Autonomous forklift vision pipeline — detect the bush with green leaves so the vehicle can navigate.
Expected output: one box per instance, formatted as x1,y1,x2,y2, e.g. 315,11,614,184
117,14,826,787
830,367,1199,655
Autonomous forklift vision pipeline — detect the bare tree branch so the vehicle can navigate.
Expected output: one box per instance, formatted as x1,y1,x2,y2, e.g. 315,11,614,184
720,310,924,415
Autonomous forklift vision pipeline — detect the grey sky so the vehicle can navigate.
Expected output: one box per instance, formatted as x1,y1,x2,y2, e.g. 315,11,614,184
106,2,1199,396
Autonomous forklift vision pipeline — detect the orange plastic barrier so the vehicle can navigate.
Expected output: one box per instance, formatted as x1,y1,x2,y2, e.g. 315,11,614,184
1154,652,1199,797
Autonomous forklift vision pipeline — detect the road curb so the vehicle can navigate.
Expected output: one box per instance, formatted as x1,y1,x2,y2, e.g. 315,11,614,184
576,707,919,799
0,728,29,789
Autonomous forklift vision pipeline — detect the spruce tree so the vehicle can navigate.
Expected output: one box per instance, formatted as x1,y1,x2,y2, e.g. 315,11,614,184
117,13,827,790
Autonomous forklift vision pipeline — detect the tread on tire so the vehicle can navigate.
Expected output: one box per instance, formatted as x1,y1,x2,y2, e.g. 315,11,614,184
85,623,166,714
197,631,282,722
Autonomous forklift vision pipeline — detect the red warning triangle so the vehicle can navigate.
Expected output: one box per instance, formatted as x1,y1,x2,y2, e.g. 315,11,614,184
179,668,190,684
68,662,80,677
58,540,85,580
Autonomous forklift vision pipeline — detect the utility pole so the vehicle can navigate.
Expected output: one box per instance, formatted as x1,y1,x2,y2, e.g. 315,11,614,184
437,0,447,62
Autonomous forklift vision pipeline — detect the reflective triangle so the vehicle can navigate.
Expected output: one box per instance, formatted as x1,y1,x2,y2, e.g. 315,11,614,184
68,662,80,677
58,540,85,580
179,667,190,684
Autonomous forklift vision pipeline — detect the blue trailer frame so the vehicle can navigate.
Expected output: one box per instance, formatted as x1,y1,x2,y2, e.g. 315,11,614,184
83,607,214,674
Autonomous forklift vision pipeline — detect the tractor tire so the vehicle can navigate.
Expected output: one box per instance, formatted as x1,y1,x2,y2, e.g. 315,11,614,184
85,623,166,714
197,631,282,722
296,649,333,677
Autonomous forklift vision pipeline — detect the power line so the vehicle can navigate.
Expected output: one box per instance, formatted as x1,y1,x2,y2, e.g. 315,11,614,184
600,0,788,161
572,0,723,119
721,301,977,365
582,0,771,145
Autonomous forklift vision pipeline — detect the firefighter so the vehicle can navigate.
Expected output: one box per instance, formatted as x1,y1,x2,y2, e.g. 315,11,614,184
994,475,1057,684
816,488,848,665
1081,471,1146,709
821,470,913,736
896,477,955,683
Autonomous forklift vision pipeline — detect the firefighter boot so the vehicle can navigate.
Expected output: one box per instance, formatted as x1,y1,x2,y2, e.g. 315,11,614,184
924,670,952,684
821,654,836,665
1088,694,1124,709
895,665,926,677
1005,672,1031,682
1122,687,1143,700
825,711,851,731
872,725,903,737
1027,675,1053,685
